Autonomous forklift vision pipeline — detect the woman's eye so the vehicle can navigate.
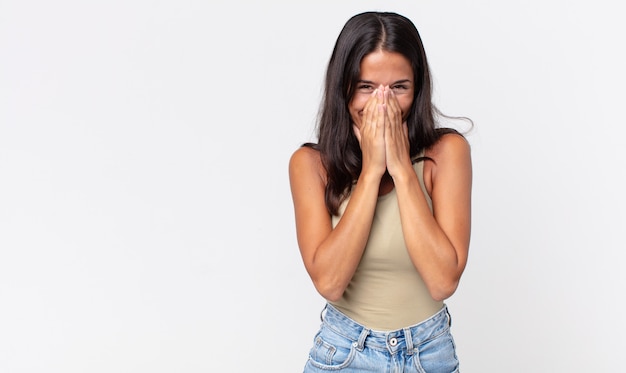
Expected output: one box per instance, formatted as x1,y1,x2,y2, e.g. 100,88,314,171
358,85,374,91
391,85,408,91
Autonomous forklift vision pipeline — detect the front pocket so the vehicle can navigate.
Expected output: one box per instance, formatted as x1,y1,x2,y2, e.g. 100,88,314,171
307,327,357,370
413,330,459,373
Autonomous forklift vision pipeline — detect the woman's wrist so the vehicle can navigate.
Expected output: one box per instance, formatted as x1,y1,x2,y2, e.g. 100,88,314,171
389,162,418,186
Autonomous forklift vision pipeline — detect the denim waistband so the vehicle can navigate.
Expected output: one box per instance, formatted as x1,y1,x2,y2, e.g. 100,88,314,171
321,303,451,354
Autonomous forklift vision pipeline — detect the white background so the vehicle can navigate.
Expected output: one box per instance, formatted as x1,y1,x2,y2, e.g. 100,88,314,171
1,1,625,372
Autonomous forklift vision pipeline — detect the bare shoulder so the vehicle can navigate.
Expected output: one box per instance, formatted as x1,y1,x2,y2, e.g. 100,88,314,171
424,133,472,188
290,145,321,168
426,132,471,161
289,146,326,187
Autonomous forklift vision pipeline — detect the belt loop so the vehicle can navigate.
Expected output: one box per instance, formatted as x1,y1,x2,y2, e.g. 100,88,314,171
404,328,414,355
354,327,370,352
320,303,328,322
445,307,452,327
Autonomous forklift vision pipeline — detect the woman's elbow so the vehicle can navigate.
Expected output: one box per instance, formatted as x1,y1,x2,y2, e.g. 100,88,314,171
429,279,460,302
313,278,346,302
321,291,344,303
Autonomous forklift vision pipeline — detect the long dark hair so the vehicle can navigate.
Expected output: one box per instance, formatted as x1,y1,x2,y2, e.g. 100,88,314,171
306,11,461,216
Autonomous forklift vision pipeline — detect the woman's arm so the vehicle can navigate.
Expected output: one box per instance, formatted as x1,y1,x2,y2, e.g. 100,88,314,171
288,146,381,301
392,133,472,301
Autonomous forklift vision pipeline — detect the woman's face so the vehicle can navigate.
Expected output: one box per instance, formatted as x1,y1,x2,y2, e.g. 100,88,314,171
349,50,415,128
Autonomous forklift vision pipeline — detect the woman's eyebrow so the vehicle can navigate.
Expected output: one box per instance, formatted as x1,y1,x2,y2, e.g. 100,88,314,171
390,79,412,85
357,79,412,85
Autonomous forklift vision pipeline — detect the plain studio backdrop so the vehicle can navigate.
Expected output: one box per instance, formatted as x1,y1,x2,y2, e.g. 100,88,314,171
1,1,624,372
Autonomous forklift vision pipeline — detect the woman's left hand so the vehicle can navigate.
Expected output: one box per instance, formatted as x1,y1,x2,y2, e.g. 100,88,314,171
382,86,412,178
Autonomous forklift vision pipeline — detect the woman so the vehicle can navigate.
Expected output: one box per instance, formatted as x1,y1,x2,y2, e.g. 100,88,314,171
289,11,472,372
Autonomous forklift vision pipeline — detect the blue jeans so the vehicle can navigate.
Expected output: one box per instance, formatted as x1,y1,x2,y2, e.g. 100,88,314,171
303,303,459,373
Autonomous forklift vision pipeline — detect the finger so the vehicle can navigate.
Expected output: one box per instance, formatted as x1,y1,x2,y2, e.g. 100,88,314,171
376,85,387,129
384,86,392,126
387,88,401,113
383,85,390,105
378,103,386,130
382,88,397,141
386,89,402,127
362,88,380,131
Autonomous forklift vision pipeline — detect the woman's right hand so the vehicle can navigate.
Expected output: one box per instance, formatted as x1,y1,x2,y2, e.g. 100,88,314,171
352,86,387,178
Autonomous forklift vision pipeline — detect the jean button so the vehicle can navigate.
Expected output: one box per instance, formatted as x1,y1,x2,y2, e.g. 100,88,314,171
389,337,398,346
